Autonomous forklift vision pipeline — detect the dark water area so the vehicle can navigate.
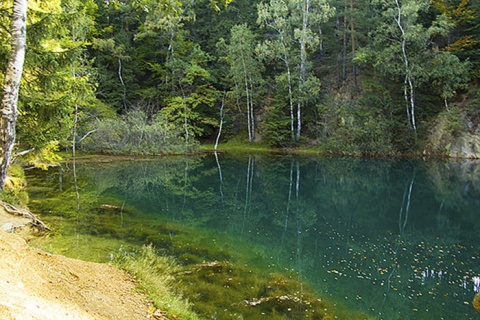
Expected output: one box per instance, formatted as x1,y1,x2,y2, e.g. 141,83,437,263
26,155,480,319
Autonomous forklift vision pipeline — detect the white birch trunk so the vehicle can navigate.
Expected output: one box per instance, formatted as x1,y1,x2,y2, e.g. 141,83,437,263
280,33,295,142
249,79,255,141
214,93,225,151
0,0,27,190
240,49,253,142
395,0,417,135
297,0,310,141
118,57,127,111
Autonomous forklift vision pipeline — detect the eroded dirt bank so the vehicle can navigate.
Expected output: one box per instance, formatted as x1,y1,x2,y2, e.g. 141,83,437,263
0,210,151,320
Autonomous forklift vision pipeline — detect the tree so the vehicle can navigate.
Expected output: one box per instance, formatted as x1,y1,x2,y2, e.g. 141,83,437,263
429,51,469,111
91,0,141,112
0,0,27,190
221,24,263,143
358,0,457,137
257,0,334,142
160,46,219,144
16,0,101,160
257,0,296,141
431,0,479,78
62,0,99,158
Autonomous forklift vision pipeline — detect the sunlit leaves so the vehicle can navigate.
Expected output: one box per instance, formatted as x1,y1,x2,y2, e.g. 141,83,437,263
16,0,100,152
23,140,62,170
28,0,62,16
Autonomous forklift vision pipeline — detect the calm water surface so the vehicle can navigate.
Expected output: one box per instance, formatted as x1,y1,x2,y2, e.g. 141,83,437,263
26,155,480,319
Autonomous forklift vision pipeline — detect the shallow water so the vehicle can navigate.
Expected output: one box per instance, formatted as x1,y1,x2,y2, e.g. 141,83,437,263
26,155,480,319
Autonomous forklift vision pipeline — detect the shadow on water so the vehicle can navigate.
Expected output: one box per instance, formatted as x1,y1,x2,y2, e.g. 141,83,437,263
26,155,480,319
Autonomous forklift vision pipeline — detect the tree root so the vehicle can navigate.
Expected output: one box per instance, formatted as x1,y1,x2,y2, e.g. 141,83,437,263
0,201,50,232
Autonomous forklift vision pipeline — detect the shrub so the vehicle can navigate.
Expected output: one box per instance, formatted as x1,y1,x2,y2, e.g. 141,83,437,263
317,104,393,156
80,110,198,155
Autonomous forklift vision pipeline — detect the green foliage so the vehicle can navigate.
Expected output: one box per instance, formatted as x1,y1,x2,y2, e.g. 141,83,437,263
0,0,478,157
23,141,63,170
257,0,334,142
80,110,197,155
354,115,394,155
429,51,470,103
438,107,465,137
262,104,295,147
318,103,394,156
1,164,29,205
14,0,99,153
161,45,220,141
115,245,200,320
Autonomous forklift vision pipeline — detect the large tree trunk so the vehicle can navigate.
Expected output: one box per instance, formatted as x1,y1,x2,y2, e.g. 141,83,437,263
0,0,27,191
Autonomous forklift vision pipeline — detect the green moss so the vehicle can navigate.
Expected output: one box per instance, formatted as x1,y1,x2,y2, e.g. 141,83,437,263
179,261,367,320
1,164,29,205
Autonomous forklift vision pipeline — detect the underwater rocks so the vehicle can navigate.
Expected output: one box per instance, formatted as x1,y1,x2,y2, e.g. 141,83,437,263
473,292,480,312
98,204,125,211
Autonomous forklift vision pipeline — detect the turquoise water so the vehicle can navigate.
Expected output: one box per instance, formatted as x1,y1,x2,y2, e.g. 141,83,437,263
26,155,480,319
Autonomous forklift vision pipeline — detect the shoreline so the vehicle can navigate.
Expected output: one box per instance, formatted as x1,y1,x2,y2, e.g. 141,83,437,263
0,208,152,320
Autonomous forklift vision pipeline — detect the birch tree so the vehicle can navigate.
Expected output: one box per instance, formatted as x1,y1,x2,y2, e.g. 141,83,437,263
223,24,263,143
258,0,334,142
258,0,295,141
0,0,27,190
364,0,455,136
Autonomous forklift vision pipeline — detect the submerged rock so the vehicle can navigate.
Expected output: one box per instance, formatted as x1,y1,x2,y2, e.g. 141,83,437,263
473,293,480,312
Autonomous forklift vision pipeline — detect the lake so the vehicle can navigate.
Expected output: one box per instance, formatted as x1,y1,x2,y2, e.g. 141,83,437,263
25,154,480,319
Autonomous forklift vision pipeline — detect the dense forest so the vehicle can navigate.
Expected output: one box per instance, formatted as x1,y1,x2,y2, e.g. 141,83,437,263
0,0,479,161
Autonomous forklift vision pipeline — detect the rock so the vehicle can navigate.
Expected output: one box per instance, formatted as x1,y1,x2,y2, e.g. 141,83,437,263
447,134,480,159
1,223,14,233
473,293,480,312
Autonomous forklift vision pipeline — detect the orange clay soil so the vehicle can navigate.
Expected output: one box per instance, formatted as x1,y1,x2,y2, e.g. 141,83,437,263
0,208,152,320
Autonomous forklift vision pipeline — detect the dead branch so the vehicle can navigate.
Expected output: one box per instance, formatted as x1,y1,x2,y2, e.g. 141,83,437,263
0,201,50,232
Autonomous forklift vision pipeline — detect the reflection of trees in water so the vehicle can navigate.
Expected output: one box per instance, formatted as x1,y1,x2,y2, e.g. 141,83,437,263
380,170,414,313
425,160,480,242
242,155,254,234
427,160,480,207
27,156,480,319
214,151,224,204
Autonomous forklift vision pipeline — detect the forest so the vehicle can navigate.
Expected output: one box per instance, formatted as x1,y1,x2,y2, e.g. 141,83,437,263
0,0,479,163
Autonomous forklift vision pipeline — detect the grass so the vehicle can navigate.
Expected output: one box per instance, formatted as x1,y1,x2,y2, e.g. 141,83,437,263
200,140,328,155
115,244,201,320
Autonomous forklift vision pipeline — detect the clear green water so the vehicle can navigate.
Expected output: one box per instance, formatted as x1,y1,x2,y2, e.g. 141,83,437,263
25,155,480,319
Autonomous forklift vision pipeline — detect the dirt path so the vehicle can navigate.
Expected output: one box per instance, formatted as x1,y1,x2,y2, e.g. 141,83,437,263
0,210,151,320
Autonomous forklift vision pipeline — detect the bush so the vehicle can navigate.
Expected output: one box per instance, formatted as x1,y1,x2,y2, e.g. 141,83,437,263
80,110,198,155
317,104,393,156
